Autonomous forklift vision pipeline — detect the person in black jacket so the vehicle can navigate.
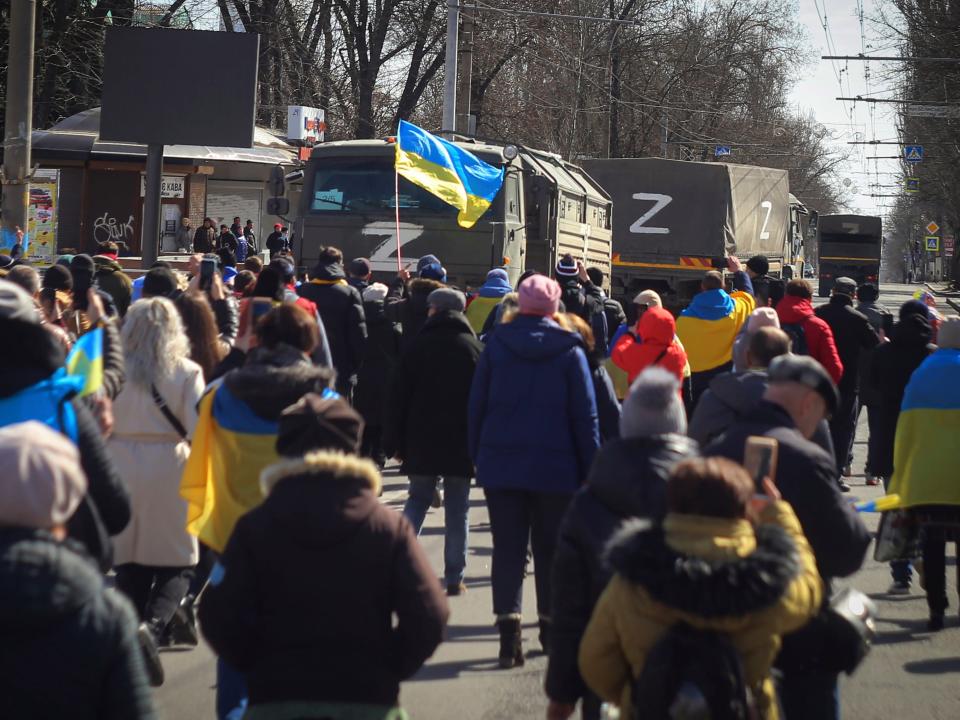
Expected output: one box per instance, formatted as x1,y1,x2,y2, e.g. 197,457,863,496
298,246,367,399
546,368,697,720
199,393,448,718
0,421,155,720
555,254,607,351
0,282,130,571
193,218,217,254
814,276,879,481
386,288,484,596
355,283,402,467
705,354,870,720
746,254,772,307
585,266,626,349
385,254,447,352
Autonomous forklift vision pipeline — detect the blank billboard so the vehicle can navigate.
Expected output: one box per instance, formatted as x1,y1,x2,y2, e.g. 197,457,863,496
101,27,259,148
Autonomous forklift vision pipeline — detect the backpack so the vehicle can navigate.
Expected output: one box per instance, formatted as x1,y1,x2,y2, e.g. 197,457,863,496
632,622,755,720
780,322,808,356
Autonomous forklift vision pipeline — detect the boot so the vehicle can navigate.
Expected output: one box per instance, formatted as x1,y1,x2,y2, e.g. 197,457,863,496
138,621,165,687
538,618,551,654
166,594,199,647
497,618,524,669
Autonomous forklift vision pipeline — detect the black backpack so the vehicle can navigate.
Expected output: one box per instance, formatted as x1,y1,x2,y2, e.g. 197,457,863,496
632,623,755,720
780,322,809,356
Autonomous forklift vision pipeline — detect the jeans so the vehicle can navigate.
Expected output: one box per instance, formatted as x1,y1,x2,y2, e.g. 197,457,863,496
403,475,471,586
114,563,192,627
882,474,912,584
216,657,248,720
829,391,858,475
483,488,573,619
922,526,958,615
777,670,840,720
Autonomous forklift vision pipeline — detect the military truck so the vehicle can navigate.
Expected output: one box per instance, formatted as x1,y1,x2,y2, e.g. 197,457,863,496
581,157,804,308
294,139,613,290
816,214,882,296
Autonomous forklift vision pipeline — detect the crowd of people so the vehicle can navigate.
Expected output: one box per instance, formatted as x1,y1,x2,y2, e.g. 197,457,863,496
0,242,957,720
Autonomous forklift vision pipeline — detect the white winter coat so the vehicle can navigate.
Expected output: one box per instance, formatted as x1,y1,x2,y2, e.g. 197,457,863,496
110,358,205,566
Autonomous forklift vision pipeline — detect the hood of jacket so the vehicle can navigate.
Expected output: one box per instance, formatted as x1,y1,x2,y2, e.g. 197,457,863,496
0,529,102,632
639,307,676,346
225,344,333,419
587,434,698,519
776,295,814,324
708,369,769,415
92,255,123,273
258,451,381,547
421,310,477,338
681,288,734,321
493,314,580,361
892,314,933,347
479,273,512,299
409,278,445,298
604,516,799,618
311,262,347,282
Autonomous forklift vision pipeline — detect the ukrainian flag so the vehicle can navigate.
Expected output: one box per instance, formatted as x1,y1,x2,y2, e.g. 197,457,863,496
395,120,505,228
676,290,755,373
889,349,960,508
65,326,103,397
180,385,280,552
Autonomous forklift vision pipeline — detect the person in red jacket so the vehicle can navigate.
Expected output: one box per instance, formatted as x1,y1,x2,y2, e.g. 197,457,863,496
611,306,687,386
775,280,843,385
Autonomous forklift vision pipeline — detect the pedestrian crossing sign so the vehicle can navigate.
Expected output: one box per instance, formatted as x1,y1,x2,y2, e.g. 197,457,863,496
715,146,732,157
904,145,924,162
905,177,920,193
926,236,940,252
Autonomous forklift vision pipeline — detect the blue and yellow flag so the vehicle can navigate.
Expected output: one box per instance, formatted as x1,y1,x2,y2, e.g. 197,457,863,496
395,120,504,228
65,326,103,398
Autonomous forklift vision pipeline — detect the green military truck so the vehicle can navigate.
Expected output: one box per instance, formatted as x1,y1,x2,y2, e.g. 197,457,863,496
293,139,613,290
816,214,882,296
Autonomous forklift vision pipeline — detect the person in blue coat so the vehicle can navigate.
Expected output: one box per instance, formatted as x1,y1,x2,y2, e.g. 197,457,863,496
468,273,600,670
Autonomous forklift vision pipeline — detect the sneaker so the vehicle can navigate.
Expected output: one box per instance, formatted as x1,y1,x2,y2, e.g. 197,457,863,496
842,464,852,478
865,474,880,486
837,480,852,493
166,595,199,647
446,582,467,597
888,581,911,595
137,623,165,687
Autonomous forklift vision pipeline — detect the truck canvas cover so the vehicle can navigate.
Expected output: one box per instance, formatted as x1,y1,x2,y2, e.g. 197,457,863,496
581,157,789,264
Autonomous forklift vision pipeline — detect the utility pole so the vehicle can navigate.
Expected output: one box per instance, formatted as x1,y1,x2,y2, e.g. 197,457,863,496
2,0,36,254
441,0,459,138
456,3,475,136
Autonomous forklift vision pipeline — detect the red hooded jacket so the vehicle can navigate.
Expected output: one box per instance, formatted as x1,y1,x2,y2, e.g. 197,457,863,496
611,306,687,385
775,295,844,384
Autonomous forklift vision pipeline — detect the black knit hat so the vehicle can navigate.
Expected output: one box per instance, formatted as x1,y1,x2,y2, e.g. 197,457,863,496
142,267,179,298
555,253,578,277
70,253,95,274
42,264,73,291
746,255,769,275
276,392,364,456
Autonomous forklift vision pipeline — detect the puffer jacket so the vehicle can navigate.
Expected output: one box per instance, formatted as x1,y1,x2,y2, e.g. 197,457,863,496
199,452,448,709
775,295,843,384
354,300,402,427
611,307,687,385
93,255,134,317
386,277,445,353
0,528,155,719
468,314,600,493
689,370,770,447
546,434,698,718
578,502,822,720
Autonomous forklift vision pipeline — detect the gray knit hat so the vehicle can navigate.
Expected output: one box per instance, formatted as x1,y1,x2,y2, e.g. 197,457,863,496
427,287,466,313
620,367,687,438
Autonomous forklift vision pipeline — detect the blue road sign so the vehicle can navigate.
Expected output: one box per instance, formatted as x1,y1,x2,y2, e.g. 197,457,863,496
715,145,731,157
904,145,924,162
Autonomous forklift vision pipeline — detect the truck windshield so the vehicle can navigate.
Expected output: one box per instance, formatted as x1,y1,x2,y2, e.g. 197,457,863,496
309,157,489,220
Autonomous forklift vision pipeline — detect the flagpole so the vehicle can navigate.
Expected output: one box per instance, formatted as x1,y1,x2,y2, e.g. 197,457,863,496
394,164,402,273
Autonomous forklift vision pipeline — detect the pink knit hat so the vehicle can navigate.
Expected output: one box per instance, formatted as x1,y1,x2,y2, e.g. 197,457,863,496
518,274,562,316
747,306,780,333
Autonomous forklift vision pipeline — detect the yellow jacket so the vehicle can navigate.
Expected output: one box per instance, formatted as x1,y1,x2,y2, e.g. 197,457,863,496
579,501,821,719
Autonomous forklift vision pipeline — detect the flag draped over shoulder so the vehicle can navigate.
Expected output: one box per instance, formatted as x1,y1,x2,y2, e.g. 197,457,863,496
65,326,103,397
889,349,960,508
395,119,505,229
180,385,280,553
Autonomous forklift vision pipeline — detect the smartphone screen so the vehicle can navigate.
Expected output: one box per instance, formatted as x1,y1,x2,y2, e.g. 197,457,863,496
744,436,779,488
200,257,216,290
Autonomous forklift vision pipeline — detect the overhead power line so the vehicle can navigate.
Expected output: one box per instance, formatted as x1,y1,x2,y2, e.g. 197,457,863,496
823,55,960,63
837,97,960,105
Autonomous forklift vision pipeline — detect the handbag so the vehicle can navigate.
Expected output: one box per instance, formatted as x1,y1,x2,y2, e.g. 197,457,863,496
874,509,920,563
151,384,190,445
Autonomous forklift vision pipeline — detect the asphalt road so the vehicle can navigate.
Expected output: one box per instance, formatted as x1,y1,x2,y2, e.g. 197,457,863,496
154,281,960,720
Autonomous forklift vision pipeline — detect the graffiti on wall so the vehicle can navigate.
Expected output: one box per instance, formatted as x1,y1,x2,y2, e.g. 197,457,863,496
92,212,135,245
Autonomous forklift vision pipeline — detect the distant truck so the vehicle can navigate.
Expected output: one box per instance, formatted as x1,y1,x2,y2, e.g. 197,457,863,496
294,139,613,291
581,158,805,308
816,214,882,297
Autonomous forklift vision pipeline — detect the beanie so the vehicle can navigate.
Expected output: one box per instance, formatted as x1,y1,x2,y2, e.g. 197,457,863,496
428,287,466,313
276,392,365,456
746,255,769,276
937,317,960,350
899,299,929,321
142,267,180,298
42,263,73,291
416,254,441,273
0,422,87,529
485,268,510,286
70,253,95,274
747,306,781,333
362,282,389,304
419,262,447,282
620,367,687,438
518,274,561,316
555,253,578,278
348,257,372,277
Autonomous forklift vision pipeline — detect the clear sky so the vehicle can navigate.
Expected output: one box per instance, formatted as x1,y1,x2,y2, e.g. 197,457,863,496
790,0,903,219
